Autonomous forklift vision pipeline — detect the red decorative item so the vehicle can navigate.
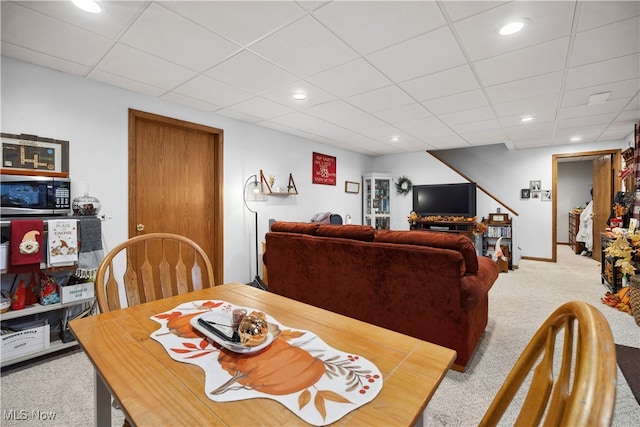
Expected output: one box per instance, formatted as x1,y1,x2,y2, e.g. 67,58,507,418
10,279,26,310
312,152,337,186
25,272,39,305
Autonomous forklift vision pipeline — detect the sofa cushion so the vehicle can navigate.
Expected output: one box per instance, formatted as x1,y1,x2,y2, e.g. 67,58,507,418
270,221,318,235
317,224,376,242
374,230,479,274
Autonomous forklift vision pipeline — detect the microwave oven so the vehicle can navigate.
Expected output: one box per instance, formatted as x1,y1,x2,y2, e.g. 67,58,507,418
0,174,71,216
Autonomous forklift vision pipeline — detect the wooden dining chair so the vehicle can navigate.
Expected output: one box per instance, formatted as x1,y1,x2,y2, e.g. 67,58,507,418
479,301,616,427
95,233,216,313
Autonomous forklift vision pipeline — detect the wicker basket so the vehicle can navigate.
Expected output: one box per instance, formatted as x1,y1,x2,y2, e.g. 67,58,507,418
628,275,640,326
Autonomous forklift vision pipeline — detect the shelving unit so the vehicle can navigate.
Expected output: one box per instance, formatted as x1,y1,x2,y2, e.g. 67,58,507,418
482,215,513,271
1,216,100,366
409,219,475,239
569,210,585,254
1,299,94,367
363,174,391,230
259,170,298,195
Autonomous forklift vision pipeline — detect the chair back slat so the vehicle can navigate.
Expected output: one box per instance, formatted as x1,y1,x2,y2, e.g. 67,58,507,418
95,233,216,313
192,260,203,291
159,254,172,299
479,301,616,427
123,252,141,307
175,245,189,295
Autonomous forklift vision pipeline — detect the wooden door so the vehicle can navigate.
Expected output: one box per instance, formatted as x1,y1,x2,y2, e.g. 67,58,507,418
128,109,223,285
592,155,613,262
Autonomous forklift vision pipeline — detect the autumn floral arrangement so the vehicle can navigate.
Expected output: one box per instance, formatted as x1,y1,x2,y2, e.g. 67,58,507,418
603,231,640,277
614,202,629,218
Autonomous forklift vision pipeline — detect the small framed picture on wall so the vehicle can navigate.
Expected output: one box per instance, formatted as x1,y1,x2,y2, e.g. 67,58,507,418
521,188,531,199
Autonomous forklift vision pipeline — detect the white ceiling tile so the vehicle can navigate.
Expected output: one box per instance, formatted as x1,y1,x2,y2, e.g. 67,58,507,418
558,98,630,120
373,104,433,124
571,17,640,68
1,2,114,66
499,110,557,128
423,89,489,115
484,71,563,105
394,117,449,140
366,26,466,83
428,134,470,150
556,113,617,130
504,122,554,140
560,78,639,108
565,54,640,91
225,97,294,120
306,59,392,98
304,101,366,125
439,106,496,126
161,92,222,112
554,125,608,143
250,15,358,77
0,42,90,76
159,1,306,46
459,128,509,145
12,0,147,39
577,1,640,32
260,81,337,110
313,1,445,55
206,51,297,94
120,3,240,72
346,85,415,113
215,109,263,123
455,119,503,134
493,93,560,118
400,65,480,101
88,69,166,97
454,1,574,61
513,138,554,149
474,37,569,87
442,1,508,22
96,43,197,89
173,75,252,106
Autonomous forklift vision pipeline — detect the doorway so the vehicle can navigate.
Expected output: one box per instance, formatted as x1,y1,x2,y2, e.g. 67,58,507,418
552,149,621,263
128,109,224,285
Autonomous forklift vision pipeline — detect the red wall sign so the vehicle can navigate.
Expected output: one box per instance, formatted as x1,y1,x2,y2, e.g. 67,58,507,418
312,152,336,186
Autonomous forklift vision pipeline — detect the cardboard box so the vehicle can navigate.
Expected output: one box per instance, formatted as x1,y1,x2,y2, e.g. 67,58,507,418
1,324,50,361
60,281,95,304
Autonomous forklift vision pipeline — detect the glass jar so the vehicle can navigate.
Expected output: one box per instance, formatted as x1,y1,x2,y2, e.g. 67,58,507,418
72,193,101,216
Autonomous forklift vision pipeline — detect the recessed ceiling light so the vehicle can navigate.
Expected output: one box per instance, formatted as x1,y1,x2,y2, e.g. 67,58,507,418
292,92,307,101
73,0,102,13
390,136,400,143
499,19,527,36
520,116,535,123
570,136,583,142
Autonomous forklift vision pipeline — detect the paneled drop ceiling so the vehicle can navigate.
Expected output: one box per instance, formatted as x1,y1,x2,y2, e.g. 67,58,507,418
1,1,639,156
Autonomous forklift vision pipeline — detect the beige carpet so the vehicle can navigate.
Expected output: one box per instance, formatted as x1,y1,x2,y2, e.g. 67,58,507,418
1,245,638,426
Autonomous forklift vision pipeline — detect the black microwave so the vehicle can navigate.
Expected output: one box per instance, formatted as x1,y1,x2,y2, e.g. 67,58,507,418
0,174,71,216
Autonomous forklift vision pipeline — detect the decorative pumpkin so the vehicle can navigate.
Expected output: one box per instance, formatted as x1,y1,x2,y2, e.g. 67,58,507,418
213,339,325,395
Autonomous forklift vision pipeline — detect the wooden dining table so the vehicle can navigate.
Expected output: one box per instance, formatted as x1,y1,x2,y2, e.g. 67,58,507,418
70,282,456,426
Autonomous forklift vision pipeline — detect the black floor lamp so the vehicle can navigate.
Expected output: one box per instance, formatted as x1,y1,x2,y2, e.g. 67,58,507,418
243,174,268,291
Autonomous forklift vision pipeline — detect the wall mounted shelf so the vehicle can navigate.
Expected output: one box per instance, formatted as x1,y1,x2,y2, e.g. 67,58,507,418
260,170,298,195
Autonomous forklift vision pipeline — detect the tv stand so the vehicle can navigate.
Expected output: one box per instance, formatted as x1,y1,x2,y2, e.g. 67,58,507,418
409,218,476,239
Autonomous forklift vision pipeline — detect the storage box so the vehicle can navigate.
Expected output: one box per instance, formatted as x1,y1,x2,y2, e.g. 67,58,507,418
1,324,50,361
60,281,95,303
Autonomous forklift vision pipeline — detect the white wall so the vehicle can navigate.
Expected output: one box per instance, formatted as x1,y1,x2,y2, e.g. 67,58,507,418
0,57,370,283
557,161,592,244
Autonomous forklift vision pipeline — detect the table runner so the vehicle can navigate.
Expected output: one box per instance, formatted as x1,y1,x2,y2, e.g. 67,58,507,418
150,300,383,426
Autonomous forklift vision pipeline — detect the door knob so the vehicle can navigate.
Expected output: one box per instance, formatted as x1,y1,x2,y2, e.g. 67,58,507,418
136,224,145,231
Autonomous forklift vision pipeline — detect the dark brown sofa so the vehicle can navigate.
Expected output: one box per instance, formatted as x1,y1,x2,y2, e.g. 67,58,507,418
264,222,499,371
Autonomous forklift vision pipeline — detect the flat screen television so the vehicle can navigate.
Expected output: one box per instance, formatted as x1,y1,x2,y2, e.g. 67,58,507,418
412,182,477,217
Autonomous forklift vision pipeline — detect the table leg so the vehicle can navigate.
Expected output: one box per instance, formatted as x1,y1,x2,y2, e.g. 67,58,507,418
95,370,111,427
